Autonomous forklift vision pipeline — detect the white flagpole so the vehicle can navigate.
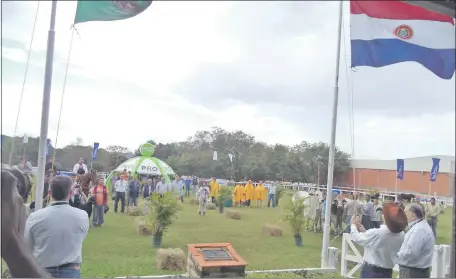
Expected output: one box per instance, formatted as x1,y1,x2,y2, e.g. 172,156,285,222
35,0,58,210
321,0,344,268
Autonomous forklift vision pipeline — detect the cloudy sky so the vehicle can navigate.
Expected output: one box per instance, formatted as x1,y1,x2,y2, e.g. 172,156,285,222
2,1,455,159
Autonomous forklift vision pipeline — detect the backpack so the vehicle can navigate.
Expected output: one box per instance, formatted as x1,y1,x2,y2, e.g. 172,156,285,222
192,177,198,185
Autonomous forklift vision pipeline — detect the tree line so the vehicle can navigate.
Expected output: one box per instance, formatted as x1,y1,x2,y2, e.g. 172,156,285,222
1,127,351,183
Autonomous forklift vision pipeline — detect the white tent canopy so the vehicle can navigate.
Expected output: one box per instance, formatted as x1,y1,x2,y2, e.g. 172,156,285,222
114,157,175,176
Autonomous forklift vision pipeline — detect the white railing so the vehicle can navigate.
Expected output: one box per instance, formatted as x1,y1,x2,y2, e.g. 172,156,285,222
340,233,451,278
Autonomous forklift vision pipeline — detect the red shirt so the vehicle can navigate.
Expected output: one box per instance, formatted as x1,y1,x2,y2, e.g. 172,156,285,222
92,185,108,205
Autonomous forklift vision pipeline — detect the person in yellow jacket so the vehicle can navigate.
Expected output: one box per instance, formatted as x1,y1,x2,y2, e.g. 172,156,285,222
209,178,220,203
233,183,244,207
244,180,255,207
254,181,266,207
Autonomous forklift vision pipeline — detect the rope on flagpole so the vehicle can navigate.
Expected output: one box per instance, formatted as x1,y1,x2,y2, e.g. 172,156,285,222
8,1,40,165
341,11,357,193
51,26,77,169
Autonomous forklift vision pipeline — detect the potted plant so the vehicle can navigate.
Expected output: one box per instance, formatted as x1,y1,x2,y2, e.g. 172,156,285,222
142,192,182,247
275,186,285,206
282,197,308,247
216,187,232,214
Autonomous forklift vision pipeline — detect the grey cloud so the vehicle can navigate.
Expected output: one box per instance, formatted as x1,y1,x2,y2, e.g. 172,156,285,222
174,1,455,119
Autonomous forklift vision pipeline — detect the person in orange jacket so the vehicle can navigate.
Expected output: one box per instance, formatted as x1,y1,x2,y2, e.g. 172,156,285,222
254,181,266,207
233,183,244,207
244,180,255,207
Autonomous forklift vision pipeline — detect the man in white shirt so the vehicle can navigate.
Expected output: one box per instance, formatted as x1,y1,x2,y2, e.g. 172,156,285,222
17,158,33,175
155,177,169,197
72,158,88,175
350,203,407,278
395,203,435,278
196,184,210,216
371,196,383,228
113,177,126,213
267,184,276,208
24,176,89,278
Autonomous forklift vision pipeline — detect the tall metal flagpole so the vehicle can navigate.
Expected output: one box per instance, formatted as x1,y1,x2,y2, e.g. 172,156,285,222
35,0,58,210
321,0,344,268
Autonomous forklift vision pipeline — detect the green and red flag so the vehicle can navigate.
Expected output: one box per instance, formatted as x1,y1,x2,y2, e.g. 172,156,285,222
74,0,153,24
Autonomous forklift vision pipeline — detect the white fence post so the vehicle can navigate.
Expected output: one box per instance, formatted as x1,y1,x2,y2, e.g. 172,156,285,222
431,245,442,278
341,234,348,277
328,247,339,269
440,244,451,278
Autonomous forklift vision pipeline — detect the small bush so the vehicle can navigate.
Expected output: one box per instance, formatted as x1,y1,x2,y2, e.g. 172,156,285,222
262,224,283,237
126,206,142,216
189,198,199,205
136,219,153,236
156,248,186,271
226,209,241,220
207,203,216,210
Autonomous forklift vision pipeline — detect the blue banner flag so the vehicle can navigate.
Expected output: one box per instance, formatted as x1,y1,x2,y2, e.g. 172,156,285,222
430,157,440,182
92,142,100,160
396,159,404,180
45,139,51,156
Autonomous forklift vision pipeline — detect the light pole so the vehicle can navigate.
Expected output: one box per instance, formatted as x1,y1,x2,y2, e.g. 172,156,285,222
315,155,322,187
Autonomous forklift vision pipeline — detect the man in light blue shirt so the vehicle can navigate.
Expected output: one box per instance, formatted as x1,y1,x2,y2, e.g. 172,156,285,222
395,203,434,278
24,176,89,278
362,195,373,230
267,184,276,208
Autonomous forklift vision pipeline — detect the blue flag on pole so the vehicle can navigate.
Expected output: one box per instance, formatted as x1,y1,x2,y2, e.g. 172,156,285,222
396,159,404,180
92,142,100,160
430,157,440,182
45,139,51,156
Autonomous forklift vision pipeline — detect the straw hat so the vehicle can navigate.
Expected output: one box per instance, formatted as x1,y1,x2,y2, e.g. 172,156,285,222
382,203,407,233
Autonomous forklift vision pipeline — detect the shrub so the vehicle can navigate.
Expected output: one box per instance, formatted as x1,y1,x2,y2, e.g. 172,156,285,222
262,224,283,237
141,193,182,237
282,197,308,237
226,209,241,220
136,219,153,236
156,248,186,271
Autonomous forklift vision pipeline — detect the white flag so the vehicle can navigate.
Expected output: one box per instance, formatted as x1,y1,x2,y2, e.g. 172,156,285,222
228,153,233,163
23,135,28,144
213,151,218,161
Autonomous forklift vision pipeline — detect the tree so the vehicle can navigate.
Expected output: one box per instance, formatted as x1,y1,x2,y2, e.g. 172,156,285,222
0,128,351,183
106,145,129,169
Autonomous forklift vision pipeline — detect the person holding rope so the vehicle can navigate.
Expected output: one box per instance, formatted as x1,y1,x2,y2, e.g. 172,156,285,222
395,203,434,278
350,203,407,278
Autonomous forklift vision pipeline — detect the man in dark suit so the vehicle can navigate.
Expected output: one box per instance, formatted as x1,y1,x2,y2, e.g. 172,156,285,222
142,179,154,199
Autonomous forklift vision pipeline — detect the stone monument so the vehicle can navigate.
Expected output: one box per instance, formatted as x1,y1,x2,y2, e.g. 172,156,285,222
187,243,247,278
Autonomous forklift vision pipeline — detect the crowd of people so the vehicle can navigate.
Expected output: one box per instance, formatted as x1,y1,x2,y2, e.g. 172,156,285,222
350,202,436,278
1,160,448,279
299,191,442,241
232,180,276,208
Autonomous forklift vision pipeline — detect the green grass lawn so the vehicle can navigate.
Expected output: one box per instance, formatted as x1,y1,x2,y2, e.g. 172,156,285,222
79,196,453,278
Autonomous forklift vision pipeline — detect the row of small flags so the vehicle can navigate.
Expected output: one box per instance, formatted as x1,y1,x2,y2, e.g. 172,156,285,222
396,158,440,182
0,135,100,161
